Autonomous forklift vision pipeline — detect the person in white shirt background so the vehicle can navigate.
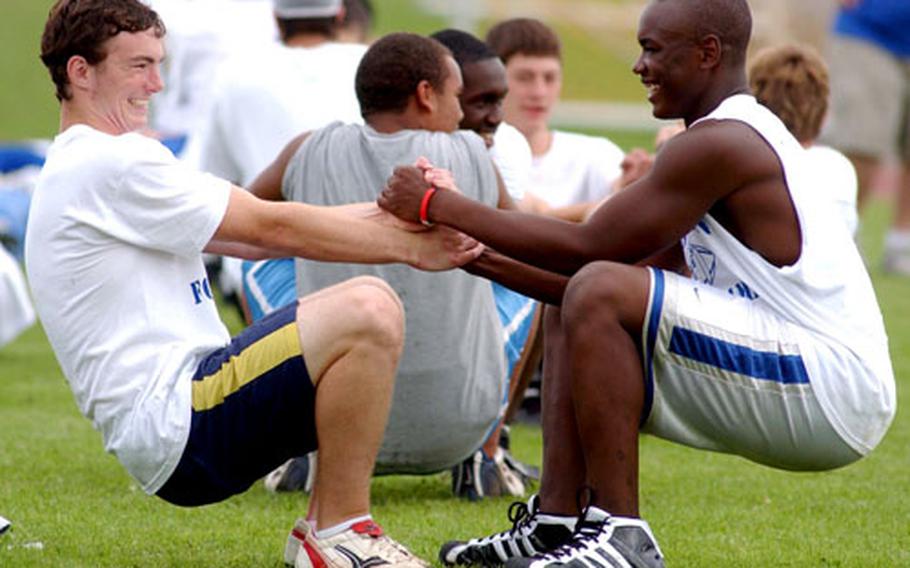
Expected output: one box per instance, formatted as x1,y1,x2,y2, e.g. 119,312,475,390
748,43,858,237
486,17,651,222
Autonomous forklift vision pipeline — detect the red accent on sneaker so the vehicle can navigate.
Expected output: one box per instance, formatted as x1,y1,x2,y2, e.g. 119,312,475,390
303,539,328,568
351,520,384,538
292,527,308,542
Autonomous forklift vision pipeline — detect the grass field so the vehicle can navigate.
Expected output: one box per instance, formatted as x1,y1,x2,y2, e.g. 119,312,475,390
2,1,909,566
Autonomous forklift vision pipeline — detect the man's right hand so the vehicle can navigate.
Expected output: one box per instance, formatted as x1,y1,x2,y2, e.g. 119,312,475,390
410,226,484,271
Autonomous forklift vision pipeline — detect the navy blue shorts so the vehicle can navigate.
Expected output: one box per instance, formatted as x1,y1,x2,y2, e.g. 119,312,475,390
157,301,317,506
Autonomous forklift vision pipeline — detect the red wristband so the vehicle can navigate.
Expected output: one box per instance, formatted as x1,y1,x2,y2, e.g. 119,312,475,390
419,186,438,227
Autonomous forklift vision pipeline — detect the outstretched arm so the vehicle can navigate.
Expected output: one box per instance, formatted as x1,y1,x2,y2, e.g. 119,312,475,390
380,123,752,275
211,187,482,270
463,248,570,306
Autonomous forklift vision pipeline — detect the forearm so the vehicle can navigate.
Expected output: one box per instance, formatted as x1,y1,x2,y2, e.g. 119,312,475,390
204,240,280,260
428,189,595,275
264,201,419,265
463,248,569,306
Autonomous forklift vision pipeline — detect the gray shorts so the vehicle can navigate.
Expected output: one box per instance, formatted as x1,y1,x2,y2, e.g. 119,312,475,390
821,35,910,161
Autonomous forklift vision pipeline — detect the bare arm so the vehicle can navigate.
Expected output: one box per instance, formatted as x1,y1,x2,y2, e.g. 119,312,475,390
380,124,740,275
212,186,483,270
247,132,311,200
463,248,570,306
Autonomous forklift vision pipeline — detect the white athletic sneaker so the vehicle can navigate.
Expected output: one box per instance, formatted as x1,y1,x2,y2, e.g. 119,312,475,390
291,518,430,568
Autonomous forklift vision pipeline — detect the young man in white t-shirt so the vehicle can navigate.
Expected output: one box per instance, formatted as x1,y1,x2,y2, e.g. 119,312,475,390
30,2,480,566
485,18,646,221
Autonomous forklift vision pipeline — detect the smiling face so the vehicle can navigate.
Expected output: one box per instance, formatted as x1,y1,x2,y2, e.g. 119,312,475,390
458,57,509,144
633,1,704,121
85,29,165,134
502,54,562,135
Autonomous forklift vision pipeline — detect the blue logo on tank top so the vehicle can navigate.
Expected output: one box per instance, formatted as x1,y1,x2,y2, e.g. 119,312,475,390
190,277,214,305
686,244,716,285
728,281,760,300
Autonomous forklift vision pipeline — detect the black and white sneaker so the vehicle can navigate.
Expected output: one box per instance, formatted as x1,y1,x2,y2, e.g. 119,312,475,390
452,448,539,501
506,505,664,568
439,495,576,566
264,452,317,493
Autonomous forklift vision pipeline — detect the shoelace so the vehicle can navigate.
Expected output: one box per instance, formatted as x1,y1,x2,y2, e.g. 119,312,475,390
534,488,606,562
506,499,535,536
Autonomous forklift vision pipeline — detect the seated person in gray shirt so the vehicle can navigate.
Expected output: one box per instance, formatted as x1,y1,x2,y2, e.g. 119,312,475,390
250,32,521,499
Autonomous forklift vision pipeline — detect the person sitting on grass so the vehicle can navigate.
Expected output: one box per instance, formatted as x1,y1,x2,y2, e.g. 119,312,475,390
377,0,895,565
29,1,480,566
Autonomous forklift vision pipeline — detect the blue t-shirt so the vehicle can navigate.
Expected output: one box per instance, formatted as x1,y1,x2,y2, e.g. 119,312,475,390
834,0,910,57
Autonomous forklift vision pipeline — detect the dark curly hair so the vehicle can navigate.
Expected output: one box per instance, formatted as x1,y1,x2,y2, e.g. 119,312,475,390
40,0,165,102
355,32,451,118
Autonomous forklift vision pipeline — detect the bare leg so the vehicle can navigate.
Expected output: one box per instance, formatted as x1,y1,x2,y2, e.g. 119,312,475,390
560,262,651,517
295,276,404,529
537,305,586,515
891,162,910,230
847,152,879,211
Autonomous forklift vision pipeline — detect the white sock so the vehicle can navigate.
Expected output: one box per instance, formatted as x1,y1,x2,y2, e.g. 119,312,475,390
537,513,577,530
315,514,373,540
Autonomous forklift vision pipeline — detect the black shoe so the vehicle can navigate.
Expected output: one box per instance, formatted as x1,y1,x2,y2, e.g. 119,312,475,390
439,495,575,566
505,505,664,568
263,453,316,493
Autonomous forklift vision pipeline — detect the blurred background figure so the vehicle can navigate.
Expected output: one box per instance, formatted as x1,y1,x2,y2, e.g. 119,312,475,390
820,0,910,273
338,0,374,44
194,0,367,322
486,18,648,222
0,240,34,349
749,43,858,237
147,0,278,159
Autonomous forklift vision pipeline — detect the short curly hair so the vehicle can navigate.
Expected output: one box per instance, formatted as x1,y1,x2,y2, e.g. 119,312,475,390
40,0,165,102
749,44,829,144
355,33,452,118
485,18,561,64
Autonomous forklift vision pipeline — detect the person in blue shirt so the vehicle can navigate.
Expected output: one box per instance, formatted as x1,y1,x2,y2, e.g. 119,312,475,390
821,0,910,273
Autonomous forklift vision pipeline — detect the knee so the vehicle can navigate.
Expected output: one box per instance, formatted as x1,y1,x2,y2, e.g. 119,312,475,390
561,261,628,329
338,276,404,351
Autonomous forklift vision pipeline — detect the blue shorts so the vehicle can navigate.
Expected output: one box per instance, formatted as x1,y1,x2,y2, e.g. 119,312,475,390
492,282,537,378
242,258,297,322
156,301,317,506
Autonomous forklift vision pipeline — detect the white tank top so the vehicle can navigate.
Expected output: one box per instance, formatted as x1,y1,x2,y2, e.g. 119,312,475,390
684,94,895,453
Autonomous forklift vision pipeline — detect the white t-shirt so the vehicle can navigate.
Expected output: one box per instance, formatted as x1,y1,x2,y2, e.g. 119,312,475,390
528,130,624,208
489,122,532,201
805,145,858,236
25,125,232,493
196,41,367,186
0,242,34,347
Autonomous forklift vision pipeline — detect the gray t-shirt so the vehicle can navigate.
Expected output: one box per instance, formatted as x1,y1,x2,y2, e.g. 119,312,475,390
283,122,505,473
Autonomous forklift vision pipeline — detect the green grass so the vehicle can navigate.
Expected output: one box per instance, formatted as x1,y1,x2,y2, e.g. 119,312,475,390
3,1,909,566
2,198,909,566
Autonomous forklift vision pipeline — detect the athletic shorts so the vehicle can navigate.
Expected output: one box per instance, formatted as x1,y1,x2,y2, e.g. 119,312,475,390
821,35,910,161
640,268,861,471
156,301,317,506
492,282,537,378
242,258,297,322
